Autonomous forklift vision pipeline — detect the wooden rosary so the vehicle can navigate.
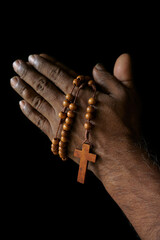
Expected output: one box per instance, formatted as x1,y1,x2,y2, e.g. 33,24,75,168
51,75,97,183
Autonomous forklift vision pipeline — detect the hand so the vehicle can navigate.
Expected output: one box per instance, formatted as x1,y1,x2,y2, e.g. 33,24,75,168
10,53,141,180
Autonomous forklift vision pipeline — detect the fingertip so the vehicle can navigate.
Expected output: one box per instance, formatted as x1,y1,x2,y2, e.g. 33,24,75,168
92,63,106,80
12,59,21,71
19,100,26,110
93,63,106,71
113,53,133,87
28,54,37,64
10,76,19,88
92,62,120,95
114,53,132,72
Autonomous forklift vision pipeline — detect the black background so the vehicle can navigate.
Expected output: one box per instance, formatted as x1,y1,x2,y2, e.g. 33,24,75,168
2,2,160,239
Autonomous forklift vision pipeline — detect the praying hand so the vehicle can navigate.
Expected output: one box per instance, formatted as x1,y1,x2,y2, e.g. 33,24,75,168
10,53,160,240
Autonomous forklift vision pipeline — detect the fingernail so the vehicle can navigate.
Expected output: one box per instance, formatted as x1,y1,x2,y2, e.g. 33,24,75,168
95,63,105,71
19,100,26,110
28,54,36,64
13,60,21,71
10,77,19,88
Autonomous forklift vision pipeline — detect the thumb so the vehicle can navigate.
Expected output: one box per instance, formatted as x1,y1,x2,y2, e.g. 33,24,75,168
113,53,134,88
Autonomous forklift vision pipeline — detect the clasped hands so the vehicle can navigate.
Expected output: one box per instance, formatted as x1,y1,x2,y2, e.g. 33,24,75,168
10,53,160,240
10,53,140,180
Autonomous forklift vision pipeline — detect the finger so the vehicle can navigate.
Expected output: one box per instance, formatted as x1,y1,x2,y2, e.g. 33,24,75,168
12,59,64,107
28,54,74,94
92,63,124,97
19,100,53,140
113,53,134,88
39,53,77,77
10,76,54,121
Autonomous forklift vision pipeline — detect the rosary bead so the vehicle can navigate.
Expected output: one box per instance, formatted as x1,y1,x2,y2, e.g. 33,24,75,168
59,148,67,154
52,151,59,155
88,80,95,87
65,117,73,125
77,75,85,82
61,136,68,142
51,144,54,151
59,141,67,147
88,97,96,105
69,103,77,111
66,93,74,102
58,146,67,152
63,99,70,108
63,123,71,131
52,149,59,155
73,75,85,87
61,129,69,137
52,138,60,145
51,143,59,150
85,112,93,120
84,122,93,130
86,105,95,113
59,150,67,157
67,110,75,118
58,111,67,119
73,78,81,87
51,144,59,153
59,151,67,158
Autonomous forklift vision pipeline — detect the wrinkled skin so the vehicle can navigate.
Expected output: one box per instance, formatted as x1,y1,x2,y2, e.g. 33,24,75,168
10,53,140,180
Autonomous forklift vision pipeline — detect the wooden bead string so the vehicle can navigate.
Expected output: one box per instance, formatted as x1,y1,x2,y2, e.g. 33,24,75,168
51,83,75,160
82,80,97,145
51,75,86,160
51,75,97,161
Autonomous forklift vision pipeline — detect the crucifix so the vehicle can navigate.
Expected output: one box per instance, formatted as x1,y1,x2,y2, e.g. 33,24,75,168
74,143,97,184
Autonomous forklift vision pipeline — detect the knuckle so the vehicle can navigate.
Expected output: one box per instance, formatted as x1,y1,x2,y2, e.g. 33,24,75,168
18,61,28,79
22,88,31,98
37,115,46,129
23,102,31,116
20,67,27,79
49,65,62,81
32,95,44,111
35,77,48,93
19,85,27,96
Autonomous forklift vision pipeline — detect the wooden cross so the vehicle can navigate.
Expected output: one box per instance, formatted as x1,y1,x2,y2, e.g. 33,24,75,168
74,144,96,184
